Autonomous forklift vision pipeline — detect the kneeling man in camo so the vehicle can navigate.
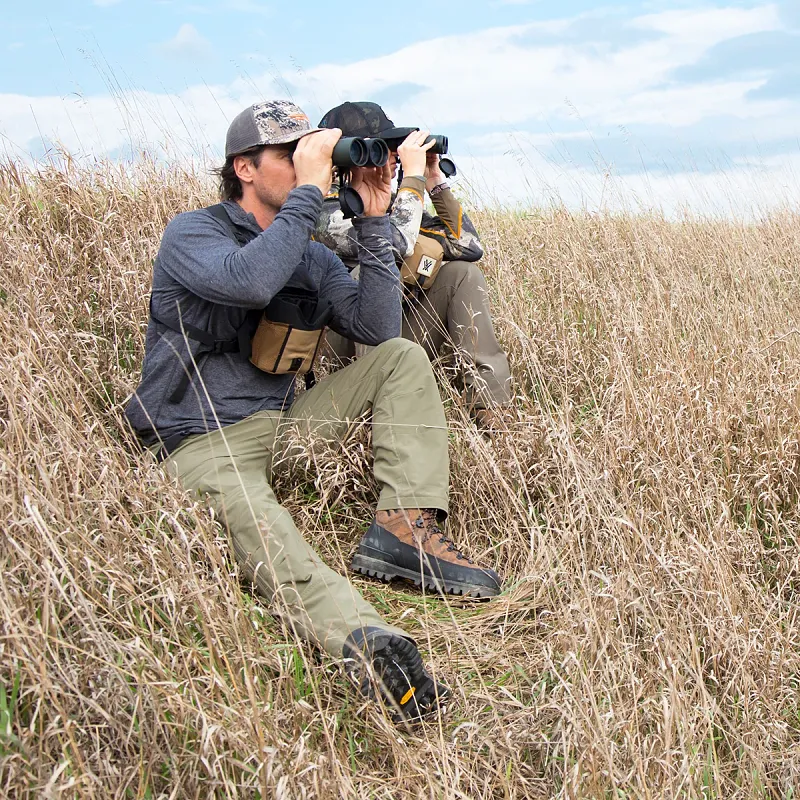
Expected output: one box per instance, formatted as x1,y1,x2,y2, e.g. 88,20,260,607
125,100,501,721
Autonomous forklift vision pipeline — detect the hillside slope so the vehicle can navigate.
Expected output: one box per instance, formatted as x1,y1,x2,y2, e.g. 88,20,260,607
2,158,800,798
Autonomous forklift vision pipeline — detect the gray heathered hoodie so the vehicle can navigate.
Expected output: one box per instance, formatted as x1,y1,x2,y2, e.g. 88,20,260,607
125,185,401,448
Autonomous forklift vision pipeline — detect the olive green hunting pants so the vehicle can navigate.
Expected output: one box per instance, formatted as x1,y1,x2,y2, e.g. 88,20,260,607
165,338,449,657
326,261,512,410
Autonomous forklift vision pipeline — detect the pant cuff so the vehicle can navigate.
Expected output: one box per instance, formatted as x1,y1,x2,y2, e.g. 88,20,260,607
376,494,449,516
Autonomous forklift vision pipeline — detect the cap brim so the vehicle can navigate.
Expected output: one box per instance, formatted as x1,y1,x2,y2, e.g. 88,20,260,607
273,127,322,145
226,127,322,156
378,126,419,141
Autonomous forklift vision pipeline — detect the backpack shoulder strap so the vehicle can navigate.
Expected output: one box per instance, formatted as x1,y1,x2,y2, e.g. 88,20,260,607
206,203,256,247
149,204,259,404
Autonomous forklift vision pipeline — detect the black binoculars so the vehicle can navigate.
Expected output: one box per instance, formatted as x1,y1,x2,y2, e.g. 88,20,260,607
335,131,457,217
332,137,389,169
424,134,448,155
383,133,456,178
424,136,456,177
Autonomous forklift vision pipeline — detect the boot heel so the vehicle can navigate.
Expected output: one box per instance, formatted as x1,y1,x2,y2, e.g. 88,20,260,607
351,554,398,582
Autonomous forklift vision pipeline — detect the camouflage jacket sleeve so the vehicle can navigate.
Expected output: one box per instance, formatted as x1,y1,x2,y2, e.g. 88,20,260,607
314,179,424,266
389,176,426,258
420,184,484,262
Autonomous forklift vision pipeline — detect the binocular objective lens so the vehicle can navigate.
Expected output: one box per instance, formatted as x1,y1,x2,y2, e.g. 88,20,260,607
367,138,389,167
332,137,370,168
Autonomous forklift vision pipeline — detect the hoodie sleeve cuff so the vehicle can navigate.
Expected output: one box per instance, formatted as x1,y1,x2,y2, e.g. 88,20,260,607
398,175,426,203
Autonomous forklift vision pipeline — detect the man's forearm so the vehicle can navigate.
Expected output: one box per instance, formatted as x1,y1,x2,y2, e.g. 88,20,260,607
350,215,402,341
221,186,324,304
162,185,324,308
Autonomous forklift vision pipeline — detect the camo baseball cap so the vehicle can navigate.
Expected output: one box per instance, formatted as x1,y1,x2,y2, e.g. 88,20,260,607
225,100,321,157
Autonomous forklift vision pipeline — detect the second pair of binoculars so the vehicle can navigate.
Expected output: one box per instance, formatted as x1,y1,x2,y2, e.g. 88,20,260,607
332,134,450,169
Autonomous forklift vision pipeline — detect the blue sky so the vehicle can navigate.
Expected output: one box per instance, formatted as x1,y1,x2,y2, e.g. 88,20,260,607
2,0,799,214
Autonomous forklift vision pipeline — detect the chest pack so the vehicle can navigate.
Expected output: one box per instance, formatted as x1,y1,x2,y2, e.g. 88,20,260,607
151,204,332,404
400,233,445,290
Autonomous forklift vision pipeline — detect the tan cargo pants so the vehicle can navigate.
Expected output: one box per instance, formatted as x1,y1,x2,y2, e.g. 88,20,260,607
326,261,512,410
164,338,449,657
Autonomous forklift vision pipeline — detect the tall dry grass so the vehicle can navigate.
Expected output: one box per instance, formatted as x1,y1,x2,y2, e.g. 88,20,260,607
1,155,800,798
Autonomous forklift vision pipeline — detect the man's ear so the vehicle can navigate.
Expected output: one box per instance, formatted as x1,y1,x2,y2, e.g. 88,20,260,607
233,155,255,185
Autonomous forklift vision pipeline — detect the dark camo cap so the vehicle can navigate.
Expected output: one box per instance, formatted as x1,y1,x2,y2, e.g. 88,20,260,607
225,100,321,157
319,101,417,142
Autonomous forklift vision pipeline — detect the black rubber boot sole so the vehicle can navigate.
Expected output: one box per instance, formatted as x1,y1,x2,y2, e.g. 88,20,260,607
351,553,500,598
343,629,450,722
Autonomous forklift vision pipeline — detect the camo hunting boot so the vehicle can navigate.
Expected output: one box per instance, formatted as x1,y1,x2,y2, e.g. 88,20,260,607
342,627,450,723
351,509,502,598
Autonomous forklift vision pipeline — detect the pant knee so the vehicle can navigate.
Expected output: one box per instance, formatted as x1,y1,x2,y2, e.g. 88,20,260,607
437,259,483,287
368,338,436,394
454,261,488,293
373,336,429,364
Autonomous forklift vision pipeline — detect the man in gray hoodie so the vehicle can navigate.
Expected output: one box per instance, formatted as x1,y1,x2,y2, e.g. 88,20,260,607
125,100,501,722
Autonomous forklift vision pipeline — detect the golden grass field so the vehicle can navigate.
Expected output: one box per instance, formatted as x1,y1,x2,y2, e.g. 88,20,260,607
2,156,800,798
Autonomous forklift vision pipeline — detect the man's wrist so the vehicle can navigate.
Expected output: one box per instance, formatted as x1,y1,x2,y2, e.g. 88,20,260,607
293,183,325,198
353,214,393,244
429,181,449,197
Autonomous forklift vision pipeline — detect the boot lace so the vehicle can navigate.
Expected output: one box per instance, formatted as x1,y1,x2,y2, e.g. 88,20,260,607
414,510,474,564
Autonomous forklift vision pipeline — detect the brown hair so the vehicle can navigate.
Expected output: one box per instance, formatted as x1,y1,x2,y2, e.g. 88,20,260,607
213,146,267,201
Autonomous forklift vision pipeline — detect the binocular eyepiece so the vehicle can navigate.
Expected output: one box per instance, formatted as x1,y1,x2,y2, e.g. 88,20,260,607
332,137,389,169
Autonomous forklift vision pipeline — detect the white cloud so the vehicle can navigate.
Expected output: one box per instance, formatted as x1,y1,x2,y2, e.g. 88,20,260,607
94,0,123,6
0,81,270,164
156,23,214,61
291,5,782,131
597,81,789,128
457,144,800,218
466,130,593,150
1,4,797,217
632,4,781,39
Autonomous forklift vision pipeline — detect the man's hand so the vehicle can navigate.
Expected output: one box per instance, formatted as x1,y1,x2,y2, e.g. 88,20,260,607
293,128,342,195
351,163,392,217
425,151,445,193
397,130,436,177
